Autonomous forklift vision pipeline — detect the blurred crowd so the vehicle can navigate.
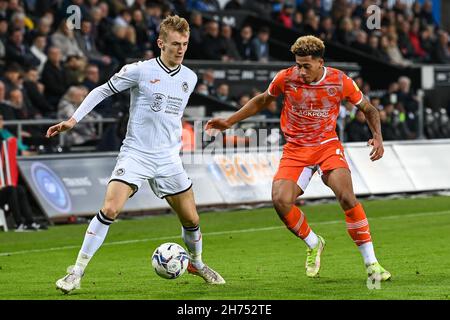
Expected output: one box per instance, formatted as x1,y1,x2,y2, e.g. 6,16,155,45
0,0,447,154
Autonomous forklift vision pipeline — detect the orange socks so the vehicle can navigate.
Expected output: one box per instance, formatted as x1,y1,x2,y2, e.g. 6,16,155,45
280,206,311,239
345,203,372,246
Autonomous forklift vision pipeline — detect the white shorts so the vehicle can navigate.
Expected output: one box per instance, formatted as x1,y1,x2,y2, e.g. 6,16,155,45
109,153,192,198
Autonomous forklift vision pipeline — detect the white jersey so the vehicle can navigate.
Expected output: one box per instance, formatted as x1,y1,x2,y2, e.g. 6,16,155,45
72,57,198,158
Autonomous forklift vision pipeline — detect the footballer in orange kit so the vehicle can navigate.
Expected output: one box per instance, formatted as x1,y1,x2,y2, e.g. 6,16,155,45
206,35,391,282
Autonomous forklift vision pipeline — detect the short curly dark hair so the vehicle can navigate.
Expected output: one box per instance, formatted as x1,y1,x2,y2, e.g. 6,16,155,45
290,35,325,58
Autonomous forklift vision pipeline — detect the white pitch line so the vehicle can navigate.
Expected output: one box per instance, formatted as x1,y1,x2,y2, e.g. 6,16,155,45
1,209,450,257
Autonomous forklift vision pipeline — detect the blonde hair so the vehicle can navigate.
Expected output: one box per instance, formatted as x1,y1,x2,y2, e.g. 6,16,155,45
290,35,325,58
159,15,190,40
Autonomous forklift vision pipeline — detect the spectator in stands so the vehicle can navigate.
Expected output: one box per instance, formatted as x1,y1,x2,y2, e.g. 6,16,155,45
26,15,52,45
145,2,162,50
303,9,320,36
433,31,450,64
1,62,22,93
75,19,115,79
385,102,413,140
396,76,419,133
0,15,7,41
215,83,235,106
22,67,54,117
345,109,371,142
334,17,355,47
57,86,101,147
0,1,7,20
408,18,428,62
0,113,30,155
385,33,412,67
65,55,86,86
6,88,49,149
202,20,227,60
0,80,16,122
318,16,334,41
131,8,152,53
41,46,68,108
7,88,41,120
51,20,86,61
9,11,30,35
237,94,250,109
105,24,140,65
186,10,204,59
5,28,39,68
195,83,209,96
90,5,113,54
278,3,294,29
420,0,436,26
30,35,47,75
379,109,398,141
124,25,142,60
251,26,270,63
82,64,114,117
236,25,257,61
352,30,371,55
397,20,416,60
219,24,241,61
261,100,279,119
292,10,304,33
199,68,216,96
113,8,131,27
367,35,390,61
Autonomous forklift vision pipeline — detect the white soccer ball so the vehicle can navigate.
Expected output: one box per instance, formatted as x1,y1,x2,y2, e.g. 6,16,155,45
151,242,189,279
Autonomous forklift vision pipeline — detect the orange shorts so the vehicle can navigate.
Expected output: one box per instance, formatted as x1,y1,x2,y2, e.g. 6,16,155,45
273,139,349,191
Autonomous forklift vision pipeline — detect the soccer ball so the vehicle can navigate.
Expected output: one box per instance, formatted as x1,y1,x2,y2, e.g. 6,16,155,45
151,242,189,279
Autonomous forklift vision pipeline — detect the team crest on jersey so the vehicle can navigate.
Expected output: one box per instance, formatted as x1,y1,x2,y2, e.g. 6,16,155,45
182,81,189,93
115,168,125,176
150,93,166,112
327,87,337,96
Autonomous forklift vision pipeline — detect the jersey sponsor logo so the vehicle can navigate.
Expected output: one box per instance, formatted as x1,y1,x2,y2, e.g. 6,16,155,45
30,162,72,213
115,168,125,176
150,93,166,112
298,109,330,117
150,79,160,84
182,81,189,93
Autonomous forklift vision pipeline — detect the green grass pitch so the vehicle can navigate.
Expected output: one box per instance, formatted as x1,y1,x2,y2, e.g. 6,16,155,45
1,195,450,300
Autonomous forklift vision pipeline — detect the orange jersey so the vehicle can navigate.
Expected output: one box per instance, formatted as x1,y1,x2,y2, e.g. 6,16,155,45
268,66,363,147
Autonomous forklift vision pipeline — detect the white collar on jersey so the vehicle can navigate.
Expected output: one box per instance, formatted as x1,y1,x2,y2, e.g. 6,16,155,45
309,66,327,85
156,56,181,76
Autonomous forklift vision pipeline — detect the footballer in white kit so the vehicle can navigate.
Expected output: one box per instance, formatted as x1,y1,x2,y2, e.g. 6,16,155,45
103,57,197,198
47,15,225,294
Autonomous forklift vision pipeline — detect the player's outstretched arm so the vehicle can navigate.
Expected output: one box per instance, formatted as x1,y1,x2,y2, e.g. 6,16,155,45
46,117,77,138
356,97,384,161
206,91,276,131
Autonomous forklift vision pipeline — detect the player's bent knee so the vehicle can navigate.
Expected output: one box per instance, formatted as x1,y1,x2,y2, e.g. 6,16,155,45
272,193,294,216
182,217,199,228
101,206,121,220
337,194,358,211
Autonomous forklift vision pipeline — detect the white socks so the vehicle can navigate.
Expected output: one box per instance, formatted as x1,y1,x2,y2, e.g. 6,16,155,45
303,230,319,249
73,211,113,275
358,242,378,265
182,225,204,269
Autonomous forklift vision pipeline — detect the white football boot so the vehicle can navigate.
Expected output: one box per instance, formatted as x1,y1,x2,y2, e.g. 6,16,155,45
56,267,83,294
187,262,226,284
